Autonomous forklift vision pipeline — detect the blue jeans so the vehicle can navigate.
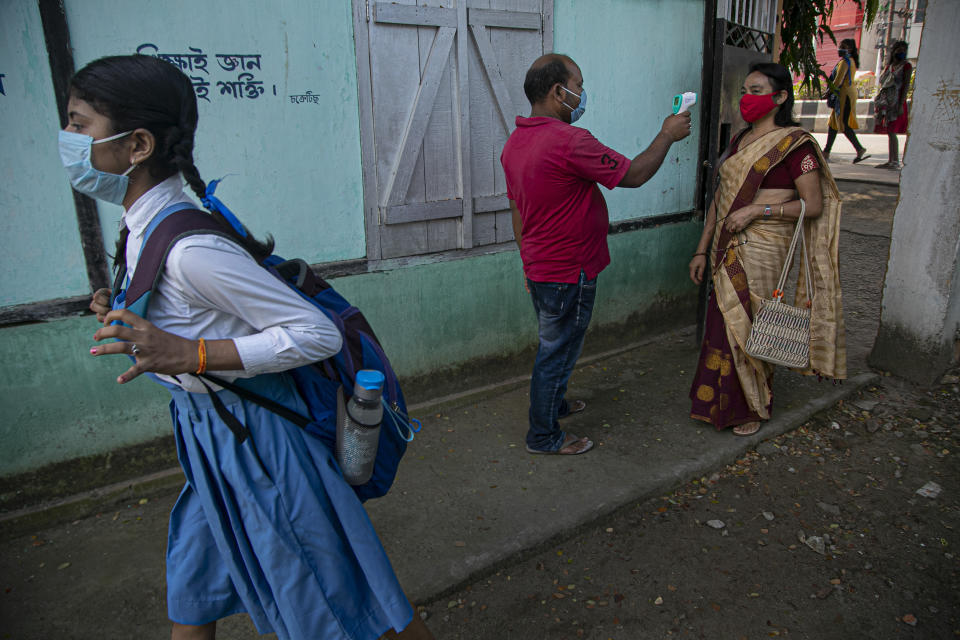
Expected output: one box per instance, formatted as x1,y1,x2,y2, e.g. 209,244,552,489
526,271,597,451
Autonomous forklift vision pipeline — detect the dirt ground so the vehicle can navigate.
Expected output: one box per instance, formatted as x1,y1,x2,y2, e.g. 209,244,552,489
422,371,960,639
417,181,960,640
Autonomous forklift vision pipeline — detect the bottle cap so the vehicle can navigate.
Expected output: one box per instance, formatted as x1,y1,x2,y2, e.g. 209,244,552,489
356,369,385,392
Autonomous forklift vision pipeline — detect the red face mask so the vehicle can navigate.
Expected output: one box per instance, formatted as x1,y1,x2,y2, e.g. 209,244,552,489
739,92,779,123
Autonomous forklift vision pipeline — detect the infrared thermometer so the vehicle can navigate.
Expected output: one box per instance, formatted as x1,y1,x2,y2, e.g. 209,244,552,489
672,92,697,114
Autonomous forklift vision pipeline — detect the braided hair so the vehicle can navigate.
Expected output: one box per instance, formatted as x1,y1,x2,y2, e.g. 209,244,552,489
69,54,274,268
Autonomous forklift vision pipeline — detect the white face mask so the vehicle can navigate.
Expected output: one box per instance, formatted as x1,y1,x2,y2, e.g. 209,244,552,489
561,86,587,123
59,130,136,205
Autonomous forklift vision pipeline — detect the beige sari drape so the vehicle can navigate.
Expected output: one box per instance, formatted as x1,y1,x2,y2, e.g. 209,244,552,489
710,127,847,419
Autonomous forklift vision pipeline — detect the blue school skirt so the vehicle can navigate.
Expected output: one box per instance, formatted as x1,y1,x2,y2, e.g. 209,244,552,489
162,372,412,639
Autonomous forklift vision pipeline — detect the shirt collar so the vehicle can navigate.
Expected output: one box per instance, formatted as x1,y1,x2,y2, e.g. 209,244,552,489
515,115,567,128
122,174,196,239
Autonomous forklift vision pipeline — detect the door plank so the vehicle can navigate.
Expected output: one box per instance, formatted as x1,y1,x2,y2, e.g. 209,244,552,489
374,2,457,28
456,0,474,249
382,26,457,207
469,23,517,134
384,199,463,224
468,7,540,30
473,193,508,213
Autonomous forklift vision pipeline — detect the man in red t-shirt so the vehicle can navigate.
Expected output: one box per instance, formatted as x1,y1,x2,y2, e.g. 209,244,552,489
501,53,691,455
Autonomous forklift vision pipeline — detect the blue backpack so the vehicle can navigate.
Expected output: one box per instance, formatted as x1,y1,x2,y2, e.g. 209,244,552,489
113,199,418,502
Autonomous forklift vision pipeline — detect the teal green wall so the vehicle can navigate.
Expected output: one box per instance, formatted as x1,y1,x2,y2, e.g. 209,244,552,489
60,0,367,278
0,0,707,477
332,222,702,380
0,316,171,475
0,221,699,476
555,0,705,220
0,1,91,306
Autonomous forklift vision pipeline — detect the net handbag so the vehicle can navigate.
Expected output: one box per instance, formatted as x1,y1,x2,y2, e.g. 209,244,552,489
744,199,813,368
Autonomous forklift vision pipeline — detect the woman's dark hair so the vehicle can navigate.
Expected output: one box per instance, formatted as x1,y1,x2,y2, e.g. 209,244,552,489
748,62,800,127
839,38,860,68
890,40,908,57
70,54,273,266
523,55,572,105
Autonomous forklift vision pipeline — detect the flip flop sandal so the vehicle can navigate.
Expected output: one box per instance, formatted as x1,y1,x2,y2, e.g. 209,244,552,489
526,434,594,455
732,422,761,437
558,399,587,419
852,153,872,164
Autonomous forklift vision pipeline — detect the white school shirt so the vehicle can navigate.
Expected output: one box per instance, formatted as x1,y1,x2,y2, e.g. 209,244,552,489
121,175,342,393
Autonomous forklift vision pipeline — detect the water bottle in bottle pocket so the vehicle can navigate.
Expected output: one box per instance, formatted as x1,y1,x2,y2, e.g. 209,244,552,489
336,369,385,485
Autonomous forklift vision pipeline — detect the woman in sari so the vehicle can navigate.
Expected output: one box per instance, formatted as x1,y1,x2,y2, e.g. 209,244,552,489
688,62,846,436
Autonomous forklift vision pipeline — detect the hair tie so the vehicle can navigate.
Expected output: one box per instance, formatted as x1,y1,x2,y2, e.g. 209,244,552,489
203,178,248,238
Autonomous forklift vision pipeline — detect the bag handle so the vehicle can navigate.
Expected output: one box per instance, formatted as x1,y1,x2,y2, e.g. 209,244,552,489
798,215,814,306
772,199,814,305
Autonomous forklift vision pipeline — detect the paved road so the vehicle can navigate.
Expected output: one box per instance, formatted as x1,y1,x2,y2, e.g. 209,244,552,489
811,133,905,186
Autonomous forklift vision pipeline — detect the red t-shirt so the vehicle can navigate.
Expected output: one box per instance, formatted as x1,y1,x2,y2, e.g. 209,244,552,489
501,116,630,283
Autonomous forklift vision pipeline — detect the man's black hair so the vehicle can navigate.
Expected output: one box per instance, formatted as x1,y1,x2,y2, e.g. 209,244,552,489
523,56,571,105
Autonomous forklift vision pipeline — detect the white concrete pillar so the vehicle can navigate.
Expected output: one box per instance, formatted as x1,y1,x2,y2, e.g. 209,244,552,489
869,0,960,384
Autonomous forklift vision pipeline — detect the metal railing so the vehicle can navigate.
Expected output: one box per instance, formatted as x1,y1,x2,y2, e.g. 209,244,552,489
724,21,773,53
717,0,778,35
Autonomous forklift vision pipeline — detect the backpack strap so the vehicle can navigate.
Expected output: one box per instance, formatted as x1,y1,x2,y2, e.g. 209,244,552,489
198,372,311,429
122,208,235,316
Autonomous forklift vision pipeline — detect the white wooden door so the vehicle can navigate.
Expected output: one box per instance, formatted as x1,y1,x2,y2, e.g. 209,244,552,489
353,0,553,260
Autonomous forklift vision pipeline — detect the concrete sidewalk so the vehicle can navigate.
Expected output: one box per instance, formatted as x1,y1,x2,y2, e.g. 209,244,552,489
372,336,877,603
0,331,878,639
811,132,904,186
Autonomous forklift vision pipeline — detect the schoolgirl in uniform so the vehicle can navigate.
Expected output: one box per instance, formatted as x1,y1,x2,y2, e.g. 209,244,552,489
63,54,433,640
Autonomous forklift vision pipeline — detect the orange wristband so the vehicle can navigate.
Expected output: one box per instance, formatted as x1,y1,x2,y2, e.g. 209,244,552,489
196,338,207,374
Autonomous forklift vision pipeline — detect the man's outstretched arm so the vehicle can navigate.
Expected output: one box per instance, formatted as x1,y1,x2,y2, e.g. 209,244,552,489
618,112,692,188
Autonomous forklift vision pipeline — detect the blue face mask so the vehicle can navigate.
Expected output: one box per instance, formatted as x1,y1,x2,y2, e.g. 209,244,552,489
894,52,907,61
59,130,136,206
561,86,587,123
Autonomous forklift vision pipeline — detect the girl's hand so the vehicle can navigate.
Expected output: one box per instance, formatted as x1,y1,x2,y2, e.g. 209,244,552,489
90,288,112,323
723,204,762,233
689,254,707,285
91,309,197,384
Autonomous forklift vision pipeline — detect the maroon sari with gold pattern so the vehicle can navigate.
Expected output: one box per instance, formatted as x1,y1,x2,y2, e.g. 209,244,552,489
690,127,846,430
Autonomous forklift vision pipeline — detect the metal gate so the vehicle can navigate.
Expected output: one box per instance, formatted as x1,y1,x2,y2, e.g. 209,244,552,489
697,11,775,340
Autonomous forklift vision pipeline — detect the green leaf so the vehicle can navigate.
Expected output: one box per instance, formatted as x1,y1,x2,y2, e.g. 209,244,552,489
779,0,876,95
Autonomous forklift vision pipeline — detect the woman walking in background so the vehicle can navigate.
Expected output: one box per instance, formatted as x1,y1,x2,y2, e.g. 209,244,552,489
63,54,433,640
688,62,846,437
874,40,912,170
823,38,870,164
